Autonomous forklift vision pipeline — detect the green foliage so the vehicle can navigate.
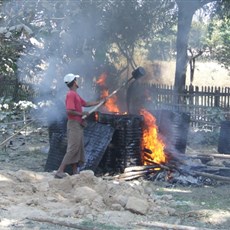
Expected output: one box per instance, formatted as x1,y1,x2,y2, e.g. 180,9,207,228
0,99,36,122
214,18,230,69
147,26,177,61
189,21,208,50
207,0,230,69
206,17,230,69
0,39,21,76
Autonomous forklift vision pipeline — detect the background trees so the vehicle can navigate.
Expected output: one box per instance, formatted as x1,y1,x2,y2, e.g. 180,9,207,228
0,0,229,102
208,0,230,70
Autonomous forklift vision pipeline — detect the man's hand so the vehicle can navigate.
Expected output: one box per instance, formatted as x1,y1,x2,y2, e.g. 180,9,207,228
82,111,89,117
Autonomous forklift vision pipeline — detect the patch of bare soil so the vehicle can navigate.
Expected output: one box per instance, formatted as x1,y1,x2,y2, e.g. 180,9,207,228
0,127,230,230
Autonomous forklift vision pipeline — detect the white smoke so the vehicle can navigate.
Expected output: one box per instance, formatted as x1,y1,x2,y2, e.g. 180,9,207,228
6,1,102,124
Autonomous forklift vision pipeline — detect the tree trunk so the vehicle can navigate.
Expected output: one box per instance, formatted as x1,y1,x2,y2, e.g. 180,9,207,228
174,1,197,99
174,0,215,101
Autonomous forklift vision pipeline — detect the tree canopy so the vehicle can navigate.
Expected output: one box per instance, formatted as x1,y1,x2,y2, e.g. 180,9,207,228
0,0,229,101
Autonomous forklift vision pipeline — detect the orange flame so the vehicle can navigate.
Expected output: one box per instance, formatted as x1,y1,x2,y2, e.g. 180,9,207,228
102,90,120,113
140,109,166,165
97,73,120,113
96,73,166,165
96,73,166,166
96,73,107,86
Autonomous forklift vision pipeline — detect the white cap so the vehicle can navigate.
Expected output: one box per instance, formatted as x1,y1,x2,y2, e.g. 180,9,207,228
64,73,80,84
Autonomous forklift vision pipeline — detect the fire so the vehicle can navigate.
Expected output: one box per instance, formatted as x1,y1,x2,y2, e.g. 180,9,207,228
96,73,166,165
140,109,166,165
96,72,107,86
101,90,120,113
97,73,120,113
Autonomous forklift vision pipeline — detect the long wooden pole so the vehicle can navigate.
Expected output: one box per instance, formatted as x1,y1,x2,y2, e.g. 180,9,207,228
137,221,214,230
0,120,35,147
28,217,100,230
82,77,134,119
192,171,230,183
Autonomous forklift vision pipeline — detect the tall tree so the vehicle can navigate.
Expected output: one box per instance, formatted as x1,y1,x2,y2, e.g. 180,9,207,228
174,0,217,98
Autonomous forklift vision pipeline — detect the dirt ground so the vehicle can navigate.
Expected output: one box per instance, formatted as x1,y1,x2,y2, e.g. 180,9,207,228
0,126,230,230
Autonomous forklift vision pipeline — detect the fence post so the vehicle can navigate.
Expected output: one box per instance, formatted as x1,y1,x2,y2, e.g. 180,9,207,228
195,86,199,106
189,84,194,106
215,87,220,107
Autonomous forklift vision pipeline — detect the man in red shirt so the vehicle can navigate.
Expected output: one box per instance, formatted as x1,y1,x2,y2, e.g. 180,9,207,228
55,73,100,178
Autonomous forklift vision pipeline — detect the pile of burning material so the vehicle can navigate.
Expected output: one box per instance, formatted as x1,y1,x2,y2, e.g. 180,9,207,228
45,65,230,185
89,112,143,174
82,109,187,182
113,160,230,184
111,150,230,185
95,110,230,185
45,106,230,185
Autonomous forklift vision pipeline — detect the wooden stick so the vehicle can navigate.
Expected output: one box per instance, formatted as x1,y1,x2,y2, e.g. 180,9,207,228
137,221,214,230
190,153,230,160
206,153,230,159
28,216,100,230
0,120,35,147
117,170,162,181
194,166,230,172
187,155,213,161
117,174,147,181
144,158,173,171
159,163,172,171
192,171,230,182
124,164,160,172
118,169,151,179
82,73,141,119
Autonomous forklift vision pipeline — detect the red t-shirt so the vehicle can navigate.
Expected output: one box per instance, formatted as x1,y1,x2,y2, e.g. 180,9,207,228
65,90,86,123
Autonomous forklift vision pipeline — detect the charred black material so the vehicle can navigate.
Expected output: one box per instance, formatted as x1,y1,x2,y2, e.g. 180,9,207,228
96,112,144,173
46,108,190,175
46,99,67,143
82,121,115,171
132,67,146,80
48,119,67,144
45,133,71,173
218,121,230,154
151,110,190,154
45,120,115,173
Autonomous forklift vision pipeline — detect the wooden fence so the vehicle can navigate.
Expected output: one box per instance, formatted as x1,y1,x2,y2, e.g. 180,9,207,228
1,79,229,129
145,84,230,129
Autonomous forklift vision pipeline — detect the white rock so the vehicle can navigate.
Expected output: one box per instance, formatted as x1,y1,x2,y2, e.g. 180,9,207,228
15,170,44,183
113,194,128,207
49,177,73,192
125,196,149,215
111,203,124,211
74,186,100,202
